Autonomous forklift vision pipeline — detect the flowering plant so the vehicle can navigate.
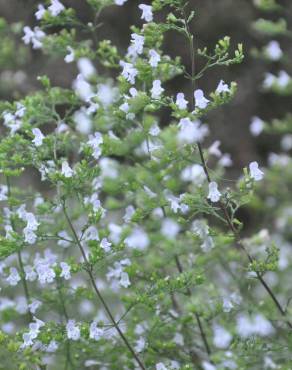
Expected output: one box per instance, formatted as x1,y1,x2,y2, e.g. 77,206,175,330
0,0,291,369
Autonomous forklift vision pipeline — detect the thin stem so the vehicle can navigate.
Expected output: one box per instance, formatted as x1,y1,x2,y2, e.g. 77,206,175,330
56,279,69,322
161,204,212,359
62,203,146,370
174,255,212,357
17,251,33,321
6,176,33,322
203,161,291,327
56,279,74,370
180,3,292,330
174,7,213,357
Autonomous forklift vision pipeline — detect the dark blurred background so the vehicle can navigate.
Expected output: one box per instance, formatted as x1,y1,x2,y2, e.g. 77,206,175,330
0,0,291,206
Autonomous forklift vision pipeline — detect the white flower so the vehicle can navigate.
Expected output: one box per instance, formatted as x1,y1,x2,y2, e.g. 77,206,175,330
32,128,45,147
100,238,112,252
97,83,118,107
192,219,209,239
84,194,105,215
115,0,127,5
236,313,274,338
277,70,290,87
170,361,180,370
28,300,42,314
173,333,184,346
4,225,13,240
7,267,21,286
161,218,180,240
144,186,157,198
34,195,44,208
120,61,138,84
21,318,44,348
45,340,59,353
263,72,276,89
127,33,145,59
156,364,168,370
125,228,150,250
60,262,71,280
24,212,39,230
207,181,221,203
192,219,214,252
175,92,188,109
87,132,103,159
194,89,209,109
22,26,45,49
202,362,217,370
135,337,146,353
128,87,138,97
249,161,264,181
0,185,8,201
265,40,282,61
149,49,161,67
177,118,209,144
18,210,39,244
84,360,99,367
209,140,222,157
35,258,56,284
24,265,37,281
138,4,153,22
61,161,74,178
216,80,230,94
264,356,278,369
149,123,160,136
151,80,164,99
66,320,80,340
119,101,129,113
24,228,37,244
73,76,94,102
14,102,25,118
281,134,292,151
87,101,100,115
219,153,233,167
120,271,131,288
107,260,125,279
64,46,75,63
181,164,205,186
48,0,65,17
83,225,100,241
166,193,188,214
35,4,46,20
89,321,104,340
77,58,96,80
107,259,131,288
253,314,275,336
74,109,92,133
213,324,232,348
201,236,214,252
57,230,72,248
2,111,22,134
250,116,264,136
123,205,135,223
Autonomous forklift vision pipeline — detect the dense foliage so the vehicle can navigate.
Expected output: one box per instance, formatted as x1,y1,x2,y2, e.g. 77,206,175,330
0,0,291,369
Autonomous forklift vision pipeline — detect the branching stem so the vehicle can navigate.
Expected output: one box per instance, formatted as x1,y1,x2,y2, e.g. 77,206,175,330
62,202,146,370
180,4,292,329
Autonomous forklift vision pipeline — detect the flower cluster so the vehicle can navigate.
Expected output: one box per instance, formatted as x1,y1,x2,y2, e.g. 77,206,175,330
0,0,290,369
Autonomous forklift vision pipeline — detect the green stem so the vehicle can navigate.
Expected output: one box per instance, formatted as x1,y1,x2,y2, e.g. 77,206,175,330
6,176,33,322
56,279,74,370
181,4,292,330
62,202,146,370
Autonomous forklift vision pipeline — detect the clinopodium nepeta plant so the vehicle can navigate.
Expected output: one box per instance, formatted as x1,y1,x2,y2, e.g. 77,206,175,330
0,0,291,369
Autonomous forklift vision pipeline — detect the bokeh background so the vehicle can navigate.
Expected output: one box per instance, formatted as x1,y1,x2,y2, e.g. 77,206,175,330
1,0,291,230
